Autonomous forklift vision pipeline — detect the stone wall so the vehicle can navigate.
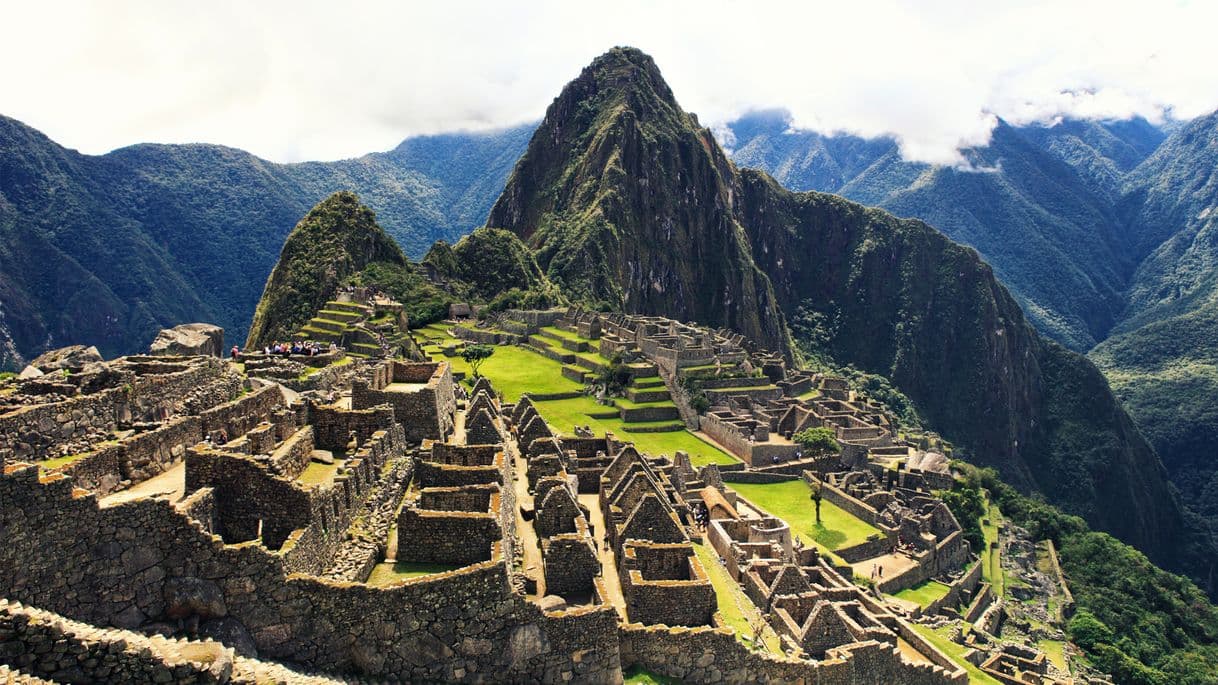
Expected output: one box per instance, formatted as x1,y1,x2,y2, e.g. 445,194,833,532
184,448,313,548
619,623,965,684
396,508,501,566
309,403,395,451
0,465,623,682
0,599,234,683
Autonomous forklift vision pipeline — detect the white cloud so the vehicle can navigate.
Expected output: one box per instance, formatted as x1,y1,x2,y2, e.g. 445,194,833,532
1,0,1215,164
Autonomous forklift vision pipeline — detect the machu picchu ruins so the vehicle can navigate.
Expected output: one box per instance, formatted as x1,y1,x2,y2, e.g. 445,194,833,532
0,297,1084,683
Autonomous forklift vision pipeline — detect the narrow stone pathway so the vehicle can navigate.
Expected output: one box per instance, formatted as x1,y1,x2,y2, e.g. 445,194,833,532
579,493,627,618
512,451,544,597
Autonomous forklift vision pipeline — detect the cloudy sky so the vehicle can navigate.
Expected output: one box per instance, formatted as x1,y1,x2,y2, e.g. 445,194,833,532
4,0,1216,165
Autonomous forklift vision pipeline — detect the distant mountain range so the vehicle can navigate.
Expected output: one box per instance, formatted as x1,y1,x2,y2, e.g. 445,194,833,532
4,56,1218,567
0,116,532,365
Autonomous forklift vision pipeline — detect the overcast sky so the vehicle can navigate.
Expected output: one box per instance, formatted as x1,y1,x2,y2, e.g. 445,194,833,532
3,0,1216,165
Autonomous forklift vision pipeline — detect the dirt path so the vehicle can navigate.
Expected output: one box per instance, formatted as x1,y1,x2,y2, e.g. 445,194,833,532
100,461,186,506
580,493,627,618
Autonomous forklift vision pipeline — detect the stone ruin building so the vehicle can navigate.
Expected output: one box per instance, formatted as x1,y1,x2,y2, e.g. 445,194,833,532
0,308,1058,683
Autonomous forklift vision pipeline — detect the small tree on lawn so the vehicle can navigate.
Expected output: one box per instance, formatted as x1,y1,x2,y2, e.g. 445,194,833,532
793,426,840,455
461,344,495,379
810,480,824,525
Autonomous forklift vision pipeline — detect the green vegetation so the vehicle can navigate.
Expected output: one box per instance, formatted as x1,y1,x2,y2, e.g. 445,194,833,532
246,192,407,348
461,343,495,378
365,561,458,586
892,579,952,608
729,480,881,551
692,541,782,653
36,452,90,470
908,623,1001,685
531,396,736,467
952,463,1218,684
791,426,839,454
423,228,559,307
297,461,341,487
349,261,452,327
622,667,683,685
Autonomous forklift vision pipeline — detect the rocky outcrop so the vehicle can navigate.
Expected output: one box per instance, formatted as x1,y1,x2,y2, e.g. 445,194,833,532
149,323,224,357
29,344,102,372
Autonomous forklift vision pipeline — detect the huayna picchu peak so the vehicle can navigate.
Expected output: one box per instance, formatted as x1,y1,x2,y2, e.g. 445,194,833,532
5,35,1218,685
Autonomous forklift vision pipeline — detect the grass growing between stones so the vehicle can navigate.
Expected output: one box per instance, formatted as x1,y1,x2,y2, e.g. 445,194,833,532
692,541,783,654
622,666,683,685
297,460,342,487
366,561,459,585
909,623,1001,685
1039,638,1067,672
729,480,881,551
35,452,91,470
892,579,952,608
532,396,737,467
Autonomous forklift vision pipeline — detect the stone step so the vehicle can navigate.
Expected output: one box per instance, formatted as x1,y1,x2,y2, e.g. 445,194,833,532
308,317,350,334
627,387,671,403
317,308,364,323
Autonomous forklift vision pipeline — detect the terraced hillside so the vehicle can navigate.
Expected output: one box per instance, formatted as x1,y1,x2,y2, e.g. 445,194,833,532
410,321,737,466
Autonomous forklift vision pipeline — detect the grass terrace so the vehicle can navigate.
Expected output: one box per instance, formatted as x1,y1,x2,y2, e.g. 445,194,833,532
692,541,783,653
729,480,882,552
538,325,588,342
532,396,737,466
366,561,460,586
35,452,91,471
909,623,1000,685
892,579,952,608
981,497,1004,596
297,460,343,487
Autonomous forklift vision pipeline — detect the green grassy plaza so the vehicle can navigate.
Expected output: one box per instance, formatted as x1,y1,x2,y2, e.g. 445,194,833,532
892,579,952,608
728,480,882,551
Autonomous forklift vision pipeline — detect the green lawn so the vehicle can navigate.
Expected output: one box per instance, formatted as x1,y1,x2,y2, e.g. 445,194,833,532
414,330,737,465
893,579,952,608
36,452,91,470
538,326,590,343
297,460,342,486
1039,638,1067,672
909,623,1000,684
613,396,677,410
533,396,737,466
366,561,458,585
420,339,583,403
981,497,1004,596
729,480,881,551
692,542,783,653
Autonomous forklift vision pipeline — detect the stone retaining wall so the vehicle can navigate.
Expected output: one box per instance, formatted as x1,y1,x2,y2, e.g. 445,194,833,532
0,465,622,682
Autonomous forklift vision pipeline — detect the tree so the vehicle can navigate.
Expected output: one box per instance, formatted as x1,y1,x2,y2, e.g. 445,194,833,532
461,344,495,379
810,480,824,525
792,427,840,455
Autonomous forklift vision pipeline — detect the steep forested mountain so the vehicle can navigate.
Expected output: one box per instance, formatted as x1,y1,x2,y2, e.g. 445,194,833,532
726,111,1164,350
1091,112,1218,527
488,47,1209,578
0,115,532,367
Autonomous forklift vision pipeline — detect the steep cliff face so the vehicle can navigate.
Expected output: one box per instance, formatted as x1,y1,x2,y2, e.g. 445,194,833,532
487,46,1207,573
487,47,790,355
736,171,1186,560
246,192,406,347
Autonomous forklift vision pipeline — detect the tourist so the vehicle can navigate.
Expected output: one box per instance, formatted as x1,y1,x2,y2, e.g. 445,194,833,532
230,345,240,360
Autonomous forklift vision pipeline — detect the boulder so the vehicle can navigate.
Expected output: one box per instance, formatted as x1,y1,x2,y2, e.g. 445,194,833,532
17,365,43,380
30,345,103,372
164,576,228,620
198,617,257,657
149,323,224,357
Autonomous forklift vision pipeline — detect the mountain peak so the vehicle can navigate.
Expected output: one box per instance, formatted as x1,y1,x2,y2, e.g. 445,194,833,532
245,191,405,347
